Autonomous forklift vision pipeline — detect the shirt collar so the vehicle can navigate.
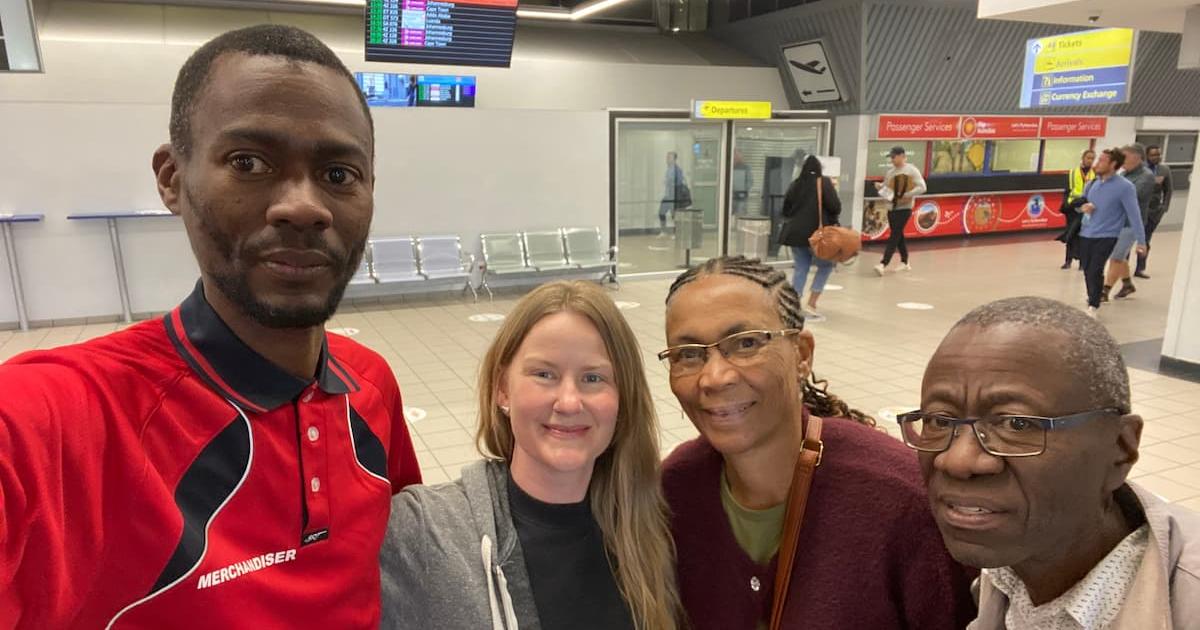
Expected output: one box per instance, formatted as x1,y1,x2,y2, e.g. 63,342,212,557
163,280,358,413
986,524,1150,629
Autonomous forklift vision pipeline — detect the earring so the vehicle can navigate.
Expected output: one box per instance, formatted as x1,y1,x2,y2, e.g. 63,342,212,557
499,405,510,416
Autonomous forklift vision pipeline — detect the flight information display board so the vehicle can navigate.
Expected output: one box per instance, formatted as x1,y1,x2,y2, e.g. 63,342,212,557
365,0,518,68
355,72,477,108
415,74,477,107
355,72,416,107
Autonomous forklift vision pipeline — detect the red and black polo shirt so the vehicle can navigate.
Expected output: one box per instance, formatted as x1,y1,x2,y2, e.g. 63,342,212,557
0,282,421,629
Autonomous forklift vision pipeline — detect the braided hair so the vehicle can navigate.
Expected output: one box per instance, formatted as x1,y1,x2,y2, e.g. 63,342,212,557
666,256,875,426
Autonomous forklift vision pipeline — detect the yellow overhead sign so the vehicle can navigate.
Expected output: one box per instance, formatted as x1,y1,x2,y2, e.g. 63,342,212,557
692,100,772,120
1031,28,1133,74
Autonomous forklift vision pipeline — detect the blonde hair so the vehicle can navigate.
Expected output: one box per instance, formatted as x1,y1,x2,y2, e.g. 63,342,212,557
476,281,680,630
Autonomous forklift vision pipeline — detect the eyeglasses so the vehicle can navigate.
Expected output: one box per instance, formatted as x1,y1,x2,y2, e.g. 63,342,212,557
896,408,1122,457
657,329,801,377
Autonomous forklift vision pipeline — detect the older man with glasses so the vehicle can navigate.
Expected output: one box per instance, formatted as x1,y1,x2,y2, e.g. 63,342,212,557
901,296,1199,629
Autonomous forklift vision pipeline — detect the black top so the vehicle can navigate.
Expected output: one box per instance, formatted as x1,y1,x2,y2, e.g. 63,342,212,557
506,472,635,630
779,176,842,247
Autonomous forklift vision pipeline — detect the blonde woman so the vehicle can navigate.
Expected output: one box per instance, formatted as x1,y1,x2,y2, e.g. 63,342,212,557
379,281,679,630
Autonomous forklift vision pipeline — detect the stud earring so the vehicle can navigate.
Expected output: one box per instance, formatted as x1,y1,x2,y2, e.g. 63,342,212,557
499,405,510,416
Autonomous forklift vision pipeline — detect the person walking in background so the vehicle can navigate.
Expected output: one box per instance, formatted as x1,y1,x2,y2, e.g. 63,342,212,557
874,146,926,276
658,151,690,239
1103,143,1154,301
1057,148,1096,269
1135,144,1173,279
731,148,753,216
1078,148,1147,317
779,155,841,321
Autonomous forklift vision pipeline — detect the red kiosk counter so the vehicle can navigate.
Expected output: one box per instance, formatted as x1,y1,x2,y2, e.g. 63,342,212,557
862,115,1105,241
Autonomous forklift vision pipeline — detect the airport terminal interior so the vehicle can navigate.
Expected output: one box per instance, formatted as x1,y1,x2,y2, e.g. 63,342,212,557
3,0,1200,600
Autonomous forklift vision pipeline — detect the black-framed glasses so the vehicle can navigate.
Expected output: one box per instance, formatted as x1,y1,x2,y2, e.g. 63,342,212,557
657,329,802,377
896,408,1123,457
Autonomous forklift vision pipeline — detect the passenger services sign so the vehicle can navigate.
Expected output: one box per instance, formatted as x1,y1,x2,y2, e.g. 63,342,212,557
1020,28,1135,108
876,114,1106,139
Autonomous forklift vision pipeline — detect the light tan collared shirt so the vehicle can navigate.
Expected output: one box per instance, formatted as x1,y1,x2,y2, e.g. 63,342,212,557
976,525,1149,630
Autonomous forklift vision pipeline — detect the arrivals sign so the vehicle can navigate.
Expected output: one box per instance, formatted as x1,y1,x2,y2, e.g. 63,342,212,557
1020,28,1135,108
876,114,1106,139
692,100,772,120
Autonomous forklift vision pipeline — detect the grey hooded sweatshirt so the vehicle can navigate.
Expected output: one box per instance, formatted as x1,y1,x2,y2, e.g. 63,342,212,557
379,460,542,630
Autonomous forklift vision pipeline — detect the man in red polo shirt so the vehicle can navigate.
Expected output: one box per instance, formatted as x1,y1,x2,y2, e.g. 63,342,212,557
0,25,421,628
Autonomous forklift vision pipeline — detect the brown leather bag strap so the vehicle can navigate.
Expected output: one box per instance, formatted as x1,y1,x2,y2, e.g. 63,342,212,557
815,176,824,229
769,416,824,630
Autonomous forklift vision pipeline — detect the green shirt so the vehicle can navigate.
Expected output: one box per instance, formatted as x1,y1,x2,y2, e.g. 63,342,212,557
719,470,787,565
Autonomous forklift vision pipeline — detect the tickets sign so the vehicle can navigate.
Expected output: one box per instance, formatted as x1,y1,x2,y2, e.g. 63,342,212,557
1020,28,1134,108
861,191,1066,241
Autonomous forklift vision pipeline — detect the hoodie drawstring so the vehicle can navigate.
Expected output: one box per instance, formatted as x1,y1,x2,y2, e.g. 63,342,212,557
481,535,520,630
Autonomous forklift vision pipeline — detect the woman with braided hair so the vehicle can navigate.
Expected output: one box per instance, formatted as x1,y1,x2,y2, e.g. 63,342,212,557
658,256,975,630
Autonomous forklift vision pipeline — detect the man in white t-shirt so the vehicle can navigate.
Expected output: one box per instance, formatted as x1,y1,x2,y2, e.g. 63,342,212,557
874,146,926,276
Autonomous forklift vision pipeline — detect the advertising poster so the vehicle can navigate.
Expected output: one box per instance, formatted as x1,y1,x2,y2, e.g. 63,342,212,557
960,116,1041,139
861,191,1066,241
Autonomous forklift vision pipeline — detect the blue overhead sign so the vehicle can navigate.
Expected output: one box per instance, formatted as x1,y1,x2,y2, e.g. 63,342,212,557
1020,28,1135,109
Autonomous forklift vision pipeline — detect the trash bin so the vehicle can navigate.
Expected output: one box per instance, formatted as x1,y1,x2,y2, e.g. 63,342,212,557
674,208,704,267
733,216,773,260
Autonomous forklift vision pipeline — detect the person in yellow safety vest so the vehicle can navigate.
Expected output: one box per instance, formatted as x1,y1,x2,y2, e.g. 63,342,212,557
1057,148,1097,269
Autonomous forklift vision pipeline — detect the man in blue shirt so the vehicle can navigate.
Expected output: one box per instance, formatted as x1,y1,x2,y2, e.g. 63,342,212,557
1104,143,1155,300
1079,148,1148,316
658,151,689,238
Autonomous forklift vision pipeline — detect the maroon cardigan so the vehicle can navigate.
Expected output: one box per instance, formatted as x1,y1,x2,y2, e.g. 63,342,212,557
662,416,976,630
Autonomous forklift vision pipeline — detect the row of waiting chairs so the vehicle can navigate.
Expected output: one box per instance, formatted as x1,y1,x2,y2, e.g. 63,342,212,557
349,227,617,302
478,227,618,299
351,235,477,299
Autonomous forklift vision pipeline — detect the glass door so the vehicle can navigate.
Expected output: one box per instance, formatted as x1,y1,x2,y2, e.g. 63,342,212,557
726,121,829,264
615,120,727,275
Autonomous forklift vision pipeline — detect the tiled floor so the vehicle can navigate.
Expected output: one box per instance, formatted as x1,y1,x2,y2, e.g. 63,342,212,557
617,229,792,275
2,230,1197,510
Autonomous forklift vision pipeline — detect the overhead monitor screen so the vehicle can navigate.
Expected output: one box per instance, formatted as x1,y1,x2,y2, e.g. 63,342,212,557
355,72,477,108
1020,28,1134,108
355,72,416,107
365,0,518,68
0,0,43,72
415,74,476,107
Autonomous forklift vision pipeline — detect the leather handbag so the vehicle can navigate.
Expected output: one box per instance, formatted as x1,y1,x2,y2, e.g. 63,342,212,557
808,177,862,263
768,416,824,630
